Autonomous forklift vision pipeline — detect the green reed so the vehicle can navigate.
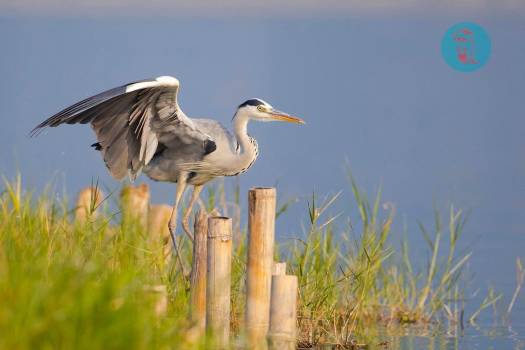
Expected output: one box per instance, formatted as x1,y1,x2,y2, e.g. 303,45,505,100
0,174,508,349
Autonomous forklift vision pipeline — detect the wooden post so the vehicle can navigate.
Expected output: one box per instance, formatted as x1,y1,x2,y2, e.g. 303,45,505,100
246,187,276,347
268,275,298,350
74,186,104,222
190,210,208,332
143,284,168,317
206,216,232,348
148,204,172,264
272,262,287,276
148,204,172,241
120,183,150,227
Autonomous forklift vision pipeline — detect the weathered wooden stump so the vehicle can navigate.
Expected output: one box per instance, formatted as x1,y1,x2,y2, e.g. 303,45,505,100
245,187,276,349
190,210,208,332
120,183,150,226
74,186,104,222
206,216,232,349
268,274,298,350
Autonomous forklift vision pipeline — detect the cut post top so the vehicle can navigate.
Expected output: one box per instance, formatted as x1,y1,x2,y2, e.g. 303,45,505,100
209,216,230,221
207,216,232,240
249,187,276,199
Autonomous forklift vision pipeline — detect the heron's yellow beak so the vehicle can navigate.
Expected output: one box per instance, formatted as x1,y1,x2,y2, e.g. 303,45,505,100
269,109,305,124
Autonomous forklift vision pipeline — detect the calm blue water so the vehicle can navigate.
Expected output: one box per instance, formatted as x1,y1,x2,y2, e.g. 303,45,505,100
0,13,523,348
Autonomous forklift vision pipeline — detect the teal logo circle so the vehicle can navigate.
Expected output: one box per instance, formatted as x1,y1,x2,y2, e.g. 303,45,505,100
441,22,491,72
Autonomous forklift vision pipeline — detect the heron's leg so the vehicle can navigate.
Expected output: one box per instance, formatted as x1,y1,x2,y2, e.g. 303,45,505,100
182,185,203,242
168,174,188,277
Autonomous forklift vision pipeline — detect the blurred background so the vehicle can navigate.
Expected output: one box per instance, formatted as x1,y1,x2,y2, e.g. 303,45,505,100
1,0,524,332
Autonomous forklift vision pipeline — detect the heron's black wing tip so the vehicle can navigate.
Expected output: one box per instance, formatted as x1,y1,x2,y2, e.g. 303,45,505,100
29,119,53,137
29,125,44,138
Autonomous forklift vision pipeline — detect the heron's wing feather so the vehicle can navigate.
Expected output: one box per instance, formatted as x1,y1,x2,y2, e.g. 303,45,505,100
32,76,212,180
174,119,238,176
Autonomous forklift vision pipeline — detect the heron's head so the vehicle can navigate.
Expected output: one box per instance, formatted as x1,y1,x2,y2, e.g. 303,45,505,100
235,98,304,124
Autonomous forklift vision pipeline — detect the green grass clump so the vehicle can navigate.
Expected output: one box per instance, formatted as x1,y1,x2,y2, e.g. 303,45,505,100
0,175,485,349
0,177,196,349
288,179,476,347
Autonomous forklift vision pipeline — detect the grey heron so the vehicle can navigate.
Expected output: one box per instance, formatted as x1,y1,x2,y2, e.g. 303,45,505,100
32,76,304,247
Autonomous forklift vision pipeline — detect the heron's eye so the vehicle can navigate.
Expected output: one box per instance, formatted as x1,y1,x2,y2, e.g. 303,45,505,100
257,105,265,112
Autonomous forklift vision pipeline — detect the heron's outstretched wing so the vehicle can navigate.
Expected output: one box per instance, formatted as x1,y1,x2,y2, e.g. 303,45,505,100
32,76,212,180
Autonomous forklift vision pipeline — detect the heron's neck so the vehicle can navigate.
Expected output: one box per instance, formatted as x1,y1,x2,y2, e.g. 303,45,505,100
233,114,257,156
232,113,258,173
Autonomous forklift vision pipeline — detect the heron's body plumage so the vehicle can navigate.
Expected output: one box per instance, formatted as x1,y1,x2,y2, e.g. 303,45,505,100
143,118,258,185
